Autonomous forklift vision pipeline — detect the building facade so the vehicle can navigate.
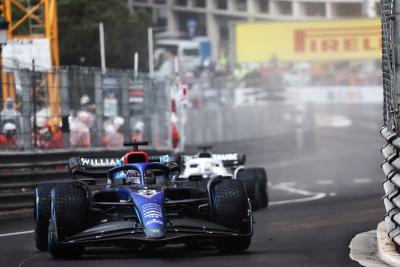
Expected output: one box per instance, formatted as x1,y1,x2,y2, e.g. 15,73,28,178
127,0,380,60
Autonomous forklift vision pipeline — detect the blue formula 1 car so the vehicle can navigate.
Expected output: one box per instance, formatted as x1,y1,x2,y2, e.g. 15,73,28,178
34,142,253,258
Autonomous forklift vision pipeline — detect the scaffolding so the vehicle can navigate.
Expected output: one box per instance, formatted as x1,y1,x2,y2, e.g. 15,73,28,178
0,0,60,116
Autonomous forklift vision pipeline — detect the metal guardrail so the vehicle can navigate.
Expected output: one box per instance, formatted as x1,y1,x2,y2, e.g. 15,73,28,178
0,148,170,212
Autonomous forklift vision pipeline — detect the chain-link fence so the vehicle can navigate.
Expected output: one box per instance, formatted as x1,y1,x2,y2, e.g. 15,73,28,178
382,0,397,131
182,73,315,146
0,65,173,151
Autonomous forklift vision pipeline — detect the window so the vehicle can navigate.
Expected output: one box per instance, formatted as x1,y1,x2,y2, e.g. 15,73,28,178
334,3,362,17
275,1,292,15
217,0,228,10
303,2,325,17
183,48,200,56
259,0,269,13
175,0,187,6
236,0,247,11
194,0,206,8
158,45,178,55
190,164,198,168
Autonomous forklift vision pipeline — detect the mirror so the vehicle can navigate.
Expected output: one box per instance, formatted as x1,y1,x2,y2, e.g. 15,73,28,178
168,166,181,181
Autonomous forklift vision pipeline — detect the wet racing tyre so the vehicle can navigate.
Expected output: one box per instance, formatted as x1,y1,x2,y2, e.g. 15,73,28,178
236,168,261,210
210,178,252,252
48,183,89,258
34,183,57,251
254,168,269,208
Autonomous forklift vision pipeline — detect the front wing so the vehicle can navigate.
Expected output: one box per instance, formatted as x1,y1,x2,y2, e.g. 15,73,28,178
63,217,253,246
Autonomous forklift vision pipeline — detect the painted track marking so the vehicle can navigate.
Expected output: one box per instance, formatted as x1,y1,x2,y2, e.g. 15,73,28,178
17,253,42,267
317,180,334,185
0,230,33,237
270,182,327,206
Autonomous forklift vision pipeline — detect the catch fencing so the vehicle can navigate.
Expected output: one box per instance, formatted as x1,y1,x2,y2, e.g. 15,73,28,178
185,103,311,145
379,0,400,248
0,65,173,151
382,0,398,131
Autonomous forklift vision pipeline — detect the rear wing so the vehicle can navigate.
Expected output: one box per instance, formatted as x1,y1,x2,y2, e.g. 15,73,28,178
180,153,246,168
68,154,179,177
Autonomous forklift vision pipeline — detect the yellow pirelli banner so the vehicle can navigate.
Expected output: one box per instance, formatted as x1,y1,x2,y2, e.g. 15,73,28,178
235,19,381,62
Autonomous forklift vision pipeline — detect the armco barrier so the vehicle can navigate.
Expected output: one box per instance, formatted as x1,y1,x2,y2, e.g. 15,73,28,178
0,148,170,212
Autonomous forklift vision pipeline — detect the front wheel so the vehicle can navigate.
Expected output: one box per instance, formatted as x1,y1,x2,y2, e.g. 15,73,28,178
48,183,89,258
34,183,56,251
210,178,252,252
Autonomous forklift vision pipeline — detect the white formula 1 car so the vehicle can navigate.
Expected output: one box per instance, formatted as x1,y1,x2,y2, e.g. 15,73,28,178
178,147,268,210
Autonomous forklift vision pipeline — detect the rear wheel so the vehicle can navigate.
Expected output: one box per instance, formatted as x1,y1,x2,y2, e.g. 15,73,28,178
48,183,89,258
210,179,252,252
254,168,269,208
237,168,268,210
34,183,56,251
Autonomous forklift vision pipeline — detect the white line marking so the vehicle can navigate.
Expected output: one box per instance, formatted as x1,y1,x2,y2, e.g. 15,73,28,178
270,193,326,206
272,183,313,196
353,178,372,184
17,253,42,267
274,181,296,187
270,182,327,206
329,192,337,197
317,180,334,185
0,230,33,237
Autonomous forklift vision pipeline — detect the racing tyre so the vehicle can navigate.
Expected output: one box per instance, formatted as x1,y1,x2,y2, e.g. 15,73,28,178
34,183,56,251
236,168,261,210
254,168,268,208
237,168,268,210
48,183,89,258
210,179,252,252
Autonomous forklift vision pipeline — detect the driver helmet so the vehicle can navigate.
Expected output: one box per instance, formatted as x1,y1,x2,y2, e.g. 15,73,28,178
144,169,156,185
125,169,141,185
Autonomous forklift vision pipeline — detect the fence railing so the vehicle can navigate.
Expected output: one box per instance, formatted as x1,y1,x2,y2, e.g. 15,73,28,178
0,66,174,151
184,103,312,145
379,0,400,245
382,0,397,131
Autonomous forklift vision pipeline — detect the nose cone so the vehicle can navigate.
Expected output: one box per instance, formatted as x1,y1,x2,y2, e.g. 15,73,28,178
131,190,166,239
145,226,165,239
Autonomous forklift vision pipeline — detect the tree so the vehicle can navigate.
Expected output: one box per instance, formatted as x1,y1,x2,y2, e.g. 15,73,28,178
58,0,151,69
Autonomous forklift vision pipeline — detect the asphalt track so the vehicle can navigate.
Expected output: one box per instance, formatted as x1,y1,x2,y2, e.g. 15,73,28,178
0,103,384,266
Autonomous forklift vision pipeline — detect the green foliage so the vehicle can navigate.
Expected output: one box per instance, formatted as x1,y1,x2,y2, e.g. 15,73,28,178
58,0,151,69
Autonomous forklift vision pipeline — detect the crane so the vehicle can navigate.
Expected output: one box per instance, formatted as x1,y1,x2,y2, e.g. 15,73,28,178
0,0,60,116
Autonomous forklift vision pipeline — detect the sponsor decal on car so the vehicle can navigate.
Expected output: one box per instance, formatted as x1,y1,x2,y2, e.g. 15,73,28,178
80,157,119,167
132,191,165,237
212,153,239,161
